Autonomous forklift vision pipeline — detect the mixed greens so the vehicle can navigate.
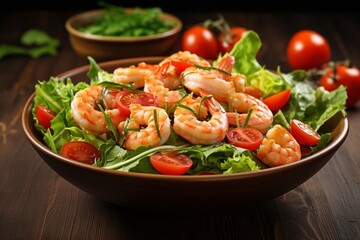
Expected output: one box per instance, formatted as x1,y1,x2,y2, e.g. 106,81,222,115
32,30,347,175
78,2,176,37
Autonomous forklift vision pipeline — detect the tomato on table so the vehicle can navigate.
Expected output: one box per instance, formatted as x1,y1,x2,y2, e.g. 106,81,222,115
150,152,193,175
262,88,291,112
116,90,158,118
61,141,101,165
218,26,248,54
319,64,360,108
35,104,56,129
286,30,331,70
180,25,219,60
226,127,263,151
290,119,320,146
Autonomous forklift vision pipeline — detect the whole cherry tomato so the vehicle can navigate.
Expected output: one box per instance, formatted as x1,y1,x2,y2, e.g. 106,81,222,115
180,25,219,60
218,27,248,54
319,64,360,107
287,30,331,70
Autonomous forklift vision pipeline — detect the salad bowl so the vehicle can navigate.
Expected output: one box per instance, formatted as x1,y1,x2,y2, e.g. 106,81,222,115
22,56,349,215
65,8,182,61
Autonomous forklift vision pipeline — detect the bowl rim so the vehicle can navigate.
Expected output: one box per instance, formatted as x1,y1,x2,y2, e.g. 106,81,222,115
65,8,183,42
22,57,350,182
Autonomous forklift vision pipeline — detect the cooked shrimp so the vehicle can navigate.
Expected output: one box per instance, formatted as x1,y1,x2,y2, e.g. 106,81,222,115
113,62,158,89
143,73,184,110
173,93,228,145
160,50,211,67
117,104,171,151
256,124,301,167
227,92,273,134
70,85,122,135
156,51,212,90
182,55,246,102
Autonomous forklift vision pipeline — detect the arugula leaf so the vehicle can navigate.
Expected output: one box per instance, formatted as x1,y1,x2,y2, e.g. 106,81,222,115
0,29,59,60
79,3,176,37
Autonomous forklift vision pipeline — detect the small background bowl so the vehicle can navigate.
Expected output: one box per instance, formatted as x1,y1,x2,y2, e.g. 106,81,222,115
65,9,182,61
22,57,349,215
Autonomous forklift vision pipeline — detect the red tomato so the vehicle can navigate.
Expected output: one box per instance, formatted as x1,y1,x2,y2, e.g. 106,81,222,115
116,90,158,118
290,119,320,146
180,25,219,60
218,27,248,54
150,152,193,175
170,59,193,75
262,88,291,112
35,105,56,129
319,68,338,92
226,127,263,151
319,64,360,107
287,30,331,70
61,141,100,165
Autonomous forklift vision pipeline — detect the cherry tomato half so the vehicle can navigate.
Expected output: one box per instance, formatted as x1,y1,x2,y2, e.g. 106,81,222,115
226,127,263,151
287,30,331,70
290,119,320,146
218,27,248,54
61,141,100,165
35,105,56,129
150,152,193,175
262,88,291,112
180,25,219,60
116,90,158,118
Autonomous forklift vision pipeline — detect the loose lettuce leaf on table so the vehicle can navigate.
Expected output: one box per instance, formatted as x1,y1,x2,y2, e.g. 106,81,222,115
0,29,59,60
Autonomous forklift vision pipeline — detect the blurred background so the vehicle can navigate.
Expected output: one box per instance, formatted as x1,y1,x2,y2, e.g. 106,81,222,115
3,0,357,12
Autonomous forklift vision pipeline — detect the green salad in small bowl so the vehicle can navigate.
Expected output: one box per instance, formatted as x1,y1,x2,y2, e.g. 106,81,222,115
65,3,182,61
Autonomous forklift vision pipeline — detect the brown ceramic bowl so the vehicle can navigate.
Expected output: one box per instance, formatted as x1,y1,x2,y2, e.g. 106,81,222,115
65,9,182,61
22,57,349,215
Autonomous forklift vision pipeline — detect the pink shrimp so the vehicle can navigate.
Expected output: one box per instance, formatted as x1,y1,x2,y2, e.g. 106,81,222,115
173,93,228,145
160,50,211,67
113,62,158,89
256,124,301,167
117,104,171,151
143,72,184,110
70,85,123,135
182,55,246,102
157,51,212,90
227,92,273,134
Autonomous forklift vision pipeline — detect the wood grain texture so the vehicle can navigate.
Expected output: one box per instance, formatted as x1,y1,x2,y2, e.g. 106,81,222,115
0,9,359,240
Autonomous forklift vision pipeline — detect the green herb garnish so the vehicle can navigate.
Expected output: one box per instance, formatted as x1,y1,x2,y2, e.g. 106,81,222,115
79,3,176,37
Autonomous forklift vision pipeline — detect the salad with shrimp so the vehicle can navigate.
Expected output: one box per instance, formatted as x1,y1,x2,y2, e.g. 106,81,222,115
32,30,347,175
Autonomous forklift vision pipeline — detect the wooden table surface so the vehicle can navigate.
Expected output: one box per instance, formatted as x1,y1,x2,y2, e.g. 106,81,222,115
0,8,359,240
